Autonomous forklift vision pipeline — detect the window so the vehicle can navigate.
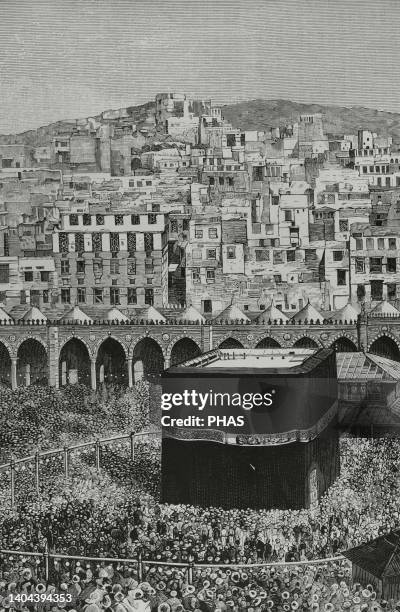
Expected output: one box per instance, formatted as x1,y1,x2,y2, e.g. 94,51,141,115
144,288,154,305
128,287,137,304
192,268,200,283
209,177,215,186
219,177,224,186
170,219,178,233
377,177,382,186
61,288,71,304
74,260,84,275
110,288,120,305
389,238,397,250
110,260,119,275
208,228,217,239
2,159,12,168
96,214,104,225
20,290,26,304
131,214,140,225
195,228,203,239
93,260,103,275
145,259,154,274
115,215,124,225
337,269,347,286
110,233,120,252
377,238,385,250
366,238,374,250
94,288,103,304
92,233,102,252
128,259,136,275
144,233,154,251
357,284,365,301
148,214,157,224
355,257,365,273
369,257,382,273
40,271,50,282
388,283,397,300
339,220,349,232
61,260,70,275
183,219,189,231
333,251,343,262
206,269,215,282
286,250,296,262
77,288,86,303
24,271,33,282
203,299,212,314
127,232,136,255
192,249,202,260
387,258,397,272
147,277,152,284
255,249,269,261
284,210,292,222
228,177,234,187
371,280,383,300
59,233,69,254
83,214,91,226
207,249,216,259
362,166,368,174
146,181,152,187
227,246,236,259
43,289,49,303
0,264,9,283
74,233,84,254
355,238,363,251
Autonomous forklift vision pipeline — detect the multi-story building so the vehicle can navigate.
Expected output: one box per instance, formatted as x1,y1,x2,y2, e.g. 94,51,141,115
52,206,168,309
349,225,400,304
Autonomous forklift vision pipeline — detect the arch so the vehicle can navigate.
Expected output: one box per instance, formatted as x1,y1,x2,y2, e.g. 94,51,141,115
293,336,319,349
94,334,127,359
96,337,128,386
330,336,357,352
369,335,400,361
169,337,202,367
218,337,244,349
59,338,91,386
17,339,48,386
132,337,165,382
58,335,93,358
0,341,11,387
255,337,281,349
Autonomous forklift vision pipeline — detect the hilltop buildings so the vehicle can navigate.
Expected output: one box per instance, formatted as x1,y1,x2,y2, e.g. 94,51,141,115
0,92,400,320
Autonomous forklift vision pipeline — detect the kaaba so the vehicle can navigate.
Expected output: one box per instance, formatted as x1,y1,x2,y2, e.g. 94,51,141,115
161,347,339,510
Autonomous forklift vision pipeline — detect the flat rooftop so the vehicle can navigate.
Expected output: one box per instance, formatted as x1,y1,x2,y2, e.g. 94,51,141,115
202,348,314,369
164,347,334,377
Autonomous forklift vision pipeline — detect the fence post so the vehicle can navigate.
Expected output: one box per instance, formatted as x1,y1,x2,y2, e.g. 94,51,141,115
35,451,40,495
138,552,143,581
95,440,101,471
10,456,15,509
188,562,194,585
44,543,49,582
63,447,69,480
130,432,135,461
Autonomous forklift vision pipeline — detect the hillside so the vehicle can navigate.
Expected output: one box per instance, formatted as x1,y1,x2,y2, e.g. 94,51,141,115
3,98,400,146
222,99,400,142
0,102,154,147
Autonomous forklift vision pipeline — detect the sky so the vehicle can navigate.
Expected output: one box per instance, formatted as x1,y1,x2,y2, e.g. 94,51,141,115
1,0,400,133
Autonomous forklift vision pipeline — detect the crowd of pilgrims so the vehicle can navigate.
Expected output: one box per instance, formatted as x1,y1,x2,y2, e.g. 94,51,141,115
1,436,400,610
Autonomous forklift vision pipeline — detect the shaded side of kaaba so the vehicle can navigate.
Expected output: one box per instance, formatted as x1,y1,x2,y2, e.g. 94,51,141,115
161,420,339,510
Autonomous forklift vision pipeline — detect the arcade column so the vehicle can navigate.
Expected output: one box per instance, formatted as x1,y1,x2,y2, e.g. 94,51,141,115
127,357,133,388
11,358,17,391
90,358,97,391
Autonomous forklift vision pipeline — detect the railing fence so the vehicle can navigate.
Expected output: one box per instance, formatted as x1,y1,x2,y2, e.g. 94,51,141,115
0,429,159,509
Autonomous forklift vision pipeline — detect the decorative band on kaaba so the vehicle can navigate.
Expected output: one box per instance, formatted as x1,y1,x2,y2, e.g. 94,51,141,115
163,402,338,446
